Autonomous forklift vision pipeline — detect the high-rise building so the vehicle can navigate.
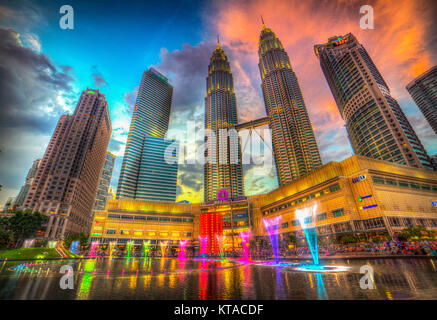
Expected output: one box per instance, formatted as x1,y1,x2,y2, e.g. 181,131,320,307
258,22,322,186
315,33,433,170
22,89,112,239
117,67,177,201
93,152,116,211
204,41,244,201
406,65,437,135
13,159,41,207
135,135,179,202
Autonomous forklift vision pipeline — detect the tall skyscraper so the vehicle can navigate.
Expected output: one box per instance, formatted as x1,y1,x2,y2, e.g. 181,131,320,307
136,136,179,201
315,33,433,170
93,151,116,211
13,159,41,207
204,41,244,201
23,89,112,239
406,65,437,135
117,67,178,201
258,21,322,186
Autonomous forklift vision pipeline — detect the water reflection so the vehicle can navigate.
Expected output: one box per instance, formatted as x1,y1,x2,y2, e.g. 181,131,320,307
0,258,436,300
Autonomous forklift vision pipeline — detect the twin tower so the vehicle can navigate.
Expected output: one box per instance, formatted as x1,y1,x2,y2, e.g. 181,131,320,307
204,22,322,201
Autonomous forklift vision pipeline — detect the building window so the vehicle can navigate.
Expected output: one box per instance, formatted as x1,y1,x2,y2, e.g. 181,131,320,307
281,222,289,229
329,183,340,192
372,176,385,184
106,229,116,234
332,208,345,218
317,213,327,221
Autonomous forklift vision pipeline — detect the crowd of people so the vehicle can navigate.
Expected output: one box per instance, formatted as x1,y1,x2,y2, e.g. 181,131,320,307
250,239,437,260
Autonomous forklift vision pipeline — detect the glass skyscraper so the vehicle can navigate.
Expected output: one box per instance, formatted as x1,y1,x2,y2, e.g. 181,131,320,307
258,22,322,186
406,65,437,136
117,67,179,201
315,33,433,170
204,41,244,201
137,136,179,201
94,151,115,211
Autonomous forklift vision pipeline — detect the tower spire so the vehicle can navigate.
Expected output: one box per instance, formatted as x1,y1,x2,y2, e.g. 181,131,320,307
261,15,265,27
216,34,221,49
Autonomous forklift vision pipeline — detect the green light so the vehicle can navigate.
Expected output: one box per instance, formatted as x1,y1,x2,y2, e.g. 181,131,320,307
358,197,362,202
87,91,95,94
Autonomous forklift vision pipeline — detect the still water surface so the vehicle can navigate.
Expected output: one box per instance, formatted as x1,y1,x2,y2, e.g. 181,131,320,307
0,258,436,299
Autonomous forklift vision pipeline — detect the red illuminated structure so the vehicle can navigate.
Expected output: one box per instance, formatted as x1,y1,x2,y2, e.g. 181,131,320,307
200,212,223,255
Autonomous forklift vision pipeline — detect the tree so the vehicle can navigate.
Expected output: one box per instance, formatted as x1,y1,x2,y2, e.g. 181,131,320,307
0,229,12,248
78,233,89,247
7,210,46,246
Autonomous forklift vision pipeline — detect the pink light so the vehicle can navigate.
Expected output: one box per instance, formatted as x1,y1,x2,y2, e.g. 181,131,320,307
199,236,208,258
178,239,189,260
239,231,250,261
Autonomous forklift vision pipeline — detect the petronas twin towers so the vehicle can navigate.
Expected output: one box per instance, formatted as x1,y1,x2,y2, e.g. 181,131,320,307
204,21,322,201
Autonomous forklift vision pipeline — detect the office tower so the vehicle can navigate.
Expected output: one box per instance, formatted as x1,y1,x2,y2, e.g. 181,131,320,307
117,67,176,200
204,41,244,201
315,33,433,170
258,21,322,186
406,65,437,135
136,136,179,202
23,89,112,239
93,152,116,211
13,159,41,207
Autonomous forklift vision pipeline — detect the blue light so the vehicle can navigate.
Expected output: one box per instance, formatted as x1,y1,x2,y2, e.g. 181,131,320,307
363,204,378,209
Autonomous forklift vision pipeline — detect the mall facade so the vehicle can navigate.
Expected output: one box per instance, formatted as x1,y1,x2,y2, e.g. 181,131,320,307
90,155,437,253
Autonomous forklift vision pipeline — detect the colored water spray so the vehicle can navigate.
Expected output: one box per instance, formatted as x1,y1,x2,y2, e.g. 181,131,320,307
89,241,99,257
296,204,319,265
263,216,281,264
143,240,150,259
178,239,188,260
126,240,134,259
215,234,226,260
199,236,208,258
160,241,168,258
239,231,250,261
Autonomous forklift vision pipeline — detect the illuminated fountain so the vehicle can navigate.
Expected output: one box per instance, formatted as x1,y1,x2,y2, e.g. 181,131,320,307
70,240,79,254
216,234,226,260
198,236,208,258
142,240,150,259
125,240,134,259
89,241,99,257
296,204,319,265
293,204,349,272
263,216,281,264
108,241,116,258
160,241,168,258
239,231,250,262
178,240,188,260
22,239,35,248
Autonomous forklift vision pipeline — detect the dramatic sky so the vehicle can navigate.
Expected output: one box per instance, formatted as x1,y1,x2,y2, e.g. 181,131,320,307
0,0,436,206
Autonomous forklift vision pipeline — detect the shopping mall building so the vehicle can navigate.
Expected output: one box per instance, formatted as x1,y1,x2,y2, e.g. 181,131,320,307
90,155,437,253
